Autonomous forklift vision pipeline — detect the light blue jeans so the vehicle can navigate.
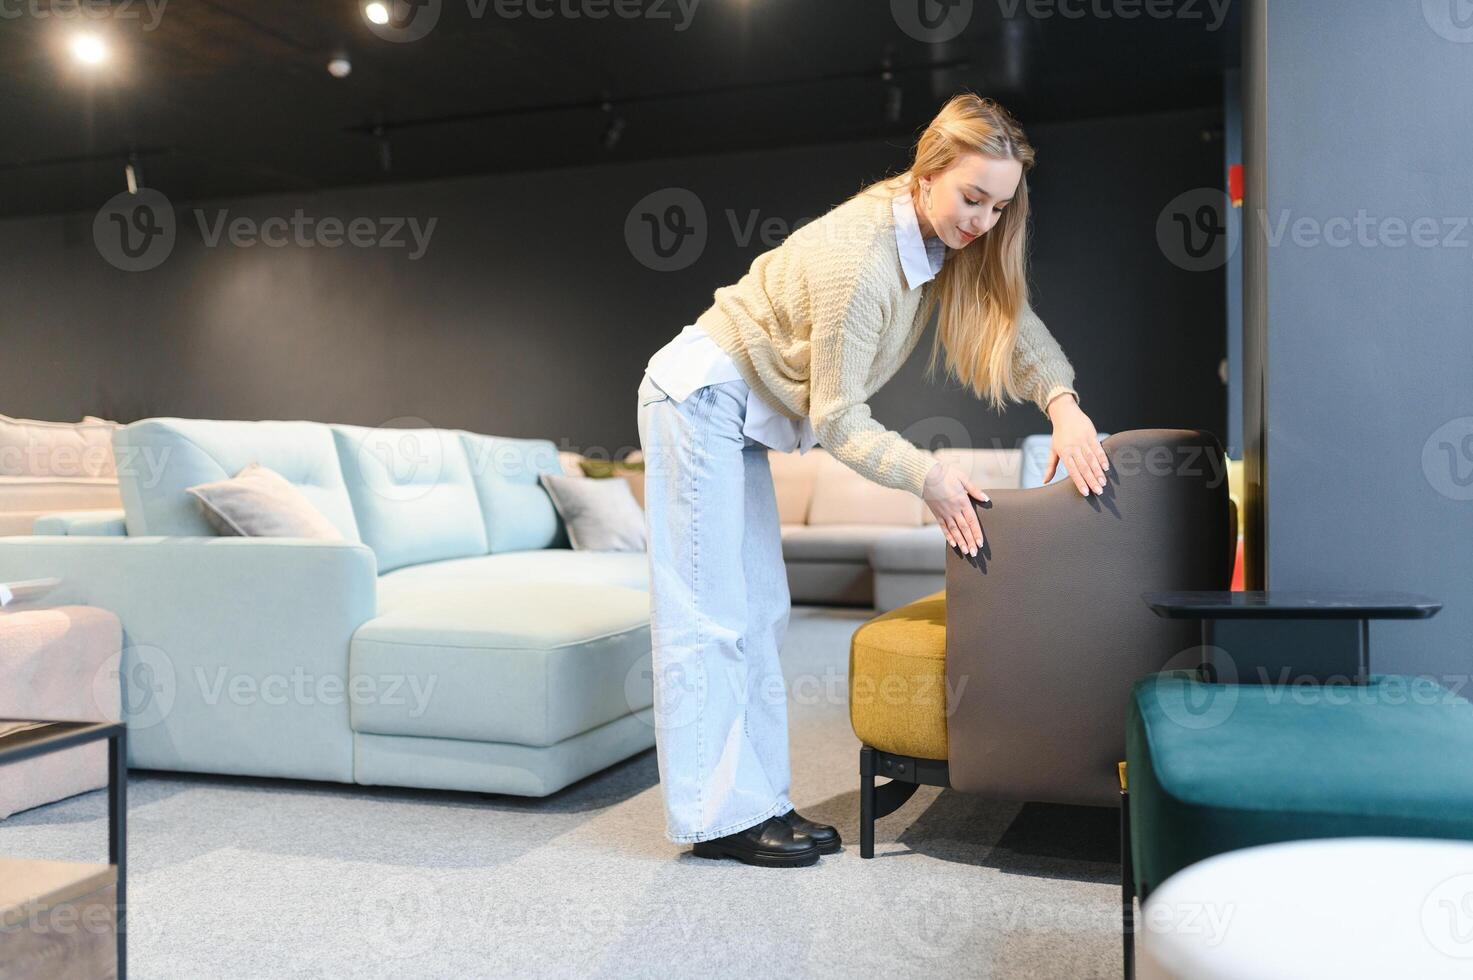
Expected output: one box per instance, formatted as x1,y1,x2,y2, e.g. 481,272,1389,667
636,370,796,843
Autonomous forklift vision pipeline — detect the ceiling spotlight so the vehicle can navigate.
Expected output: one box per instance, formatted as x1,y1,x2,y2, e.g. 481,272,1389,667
327,56,352,78
364,2,390,25
70,33,108,66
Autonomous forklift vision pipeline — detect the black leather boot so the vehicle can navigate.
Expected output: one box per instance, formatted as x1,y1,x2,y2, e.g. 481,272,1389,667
690,815,820,867
776,809,841,853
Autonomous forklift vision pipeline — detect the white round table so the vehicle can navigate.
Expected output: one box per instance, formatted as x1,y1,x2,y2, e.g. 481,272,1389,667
1138,837,1473,979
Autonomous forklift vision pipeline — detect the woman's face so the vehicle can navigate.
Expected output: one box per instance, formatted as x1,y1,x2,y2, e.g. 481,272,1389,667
918,153,1023,249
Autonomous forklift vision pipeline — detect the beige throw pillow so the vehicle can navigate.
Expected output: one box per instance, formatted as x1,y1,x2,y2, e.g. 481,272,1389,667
538,472,645,551
186,463,344,539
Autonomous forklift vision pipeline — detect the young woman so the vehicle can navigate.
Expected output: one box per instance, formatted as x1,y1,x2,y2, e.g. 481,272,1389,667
635,93,1109,868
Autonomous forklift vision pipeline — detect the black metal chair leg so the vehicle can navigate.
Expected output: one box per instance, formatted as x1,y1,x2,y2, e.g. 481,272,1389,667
1121,787,1134,980
110,727,127,980
860,745,930,859
860,745,876,858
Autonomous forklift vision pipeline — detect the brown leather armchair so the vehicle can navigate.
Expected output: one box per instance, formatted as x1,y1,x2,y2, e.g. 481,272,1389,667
849,429,1232,857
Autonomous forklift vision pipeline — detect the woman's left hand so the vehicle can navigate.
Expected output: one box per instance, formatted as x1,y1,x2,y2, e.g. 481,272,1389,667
1042,394,1109,496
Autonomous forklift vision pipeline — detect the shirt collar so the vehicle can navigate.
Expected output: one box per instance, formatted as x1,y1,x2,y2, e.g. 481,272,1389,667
892,188,949,291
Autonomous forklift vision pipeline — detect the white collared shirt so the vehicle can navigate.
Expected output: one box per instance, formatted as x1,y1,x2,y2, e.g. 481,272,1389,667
643,188,947,453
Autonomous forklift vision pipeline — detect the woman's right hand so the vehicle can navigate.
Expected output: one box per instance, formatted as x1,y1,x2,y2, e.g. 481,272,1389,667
922,461,989,557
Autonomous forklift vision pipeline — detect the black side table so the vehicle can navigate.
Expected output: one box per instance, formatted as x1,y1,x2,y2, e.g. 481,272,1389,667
0,720,127,979
1141,591,1442,686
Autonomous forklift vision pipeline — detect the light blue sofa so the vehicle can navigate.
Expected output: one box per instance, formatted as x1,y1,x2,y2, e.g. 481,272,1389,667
0,419,655,797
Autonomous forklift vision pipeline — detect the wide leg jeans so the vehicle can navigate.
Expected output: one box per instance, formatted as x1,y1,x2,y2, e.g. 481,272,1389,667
635,370,795,843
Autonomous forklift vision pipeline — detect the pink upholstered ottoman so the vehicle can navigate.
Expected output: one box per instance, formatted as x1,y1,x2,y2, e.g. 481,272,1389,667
0,606,122,819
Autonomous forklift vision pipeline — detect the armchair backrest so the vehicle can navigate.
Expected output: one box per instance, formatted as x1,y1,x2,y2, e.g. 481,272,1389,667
943,428,1231,807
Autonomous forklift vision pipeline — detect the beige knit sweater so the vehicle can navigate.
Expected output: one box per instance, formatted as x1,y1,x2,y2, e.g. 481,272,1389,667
696,176,1078,497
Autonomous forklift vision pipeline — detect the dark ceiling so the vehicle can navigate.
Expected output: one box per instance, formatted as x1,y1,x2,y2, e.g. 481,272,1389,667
0,0,1240,218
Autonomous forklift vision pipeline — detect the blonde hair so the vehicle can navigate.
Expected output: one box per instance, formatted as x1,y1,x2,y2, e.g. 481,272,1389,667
855,92,1038,410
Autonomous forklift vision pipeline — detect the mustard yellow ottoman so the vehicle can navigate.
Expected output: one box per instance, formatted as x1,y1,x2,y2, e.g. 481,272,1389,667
849,589,952,857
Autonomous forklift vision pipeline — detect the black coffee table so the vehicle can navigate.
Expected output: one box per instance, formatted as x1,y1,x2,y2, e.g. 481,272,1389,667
0,720,127,979
1141,591,1442,686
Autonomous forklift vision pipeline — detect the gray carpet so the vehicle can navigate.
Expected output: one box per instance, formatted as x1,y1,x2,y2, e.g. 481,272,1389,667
1,605,1126,979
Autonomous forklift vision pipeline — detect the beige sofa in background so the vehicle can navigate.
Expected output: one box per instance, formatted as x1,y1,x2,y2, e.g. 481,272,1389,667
563,446,1024,612
769,447,1024,610
0,415,123,535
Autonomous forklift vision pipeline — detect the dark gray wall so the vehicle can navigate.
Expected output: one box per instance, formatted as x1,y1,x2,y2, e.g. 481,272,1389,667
1,107,1225,462
1259,1,1473,676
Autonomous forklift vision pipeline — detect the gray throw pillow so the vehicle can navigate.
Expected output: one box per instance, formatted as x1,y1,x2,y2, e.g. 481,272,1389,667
186,463,344,540
538,472,646,551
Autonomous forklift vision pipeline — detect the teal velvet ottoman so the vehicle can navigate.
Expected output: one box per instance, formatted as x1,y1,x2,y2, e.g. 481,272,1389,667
1125,670,1473,900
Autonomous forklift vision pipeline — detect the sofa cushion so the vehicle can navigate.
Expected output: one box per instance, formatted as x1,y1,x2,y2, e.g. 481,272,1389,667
938,446,1024,487
186,463,347,540
30,511,127,536
113,419,361,540
0,476,122,514
377,551,649,611
556,452,647,509
350,582,652,747
848,589,948,760
1128,670,1473,895
805,452,925,527
538,473,645,551
0,414,118,478
869,525,948,573
580,462,647,509
459,433,568,553
332,425,486,573
921,447,1023,524
780,523,906,563
767,449,824,524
